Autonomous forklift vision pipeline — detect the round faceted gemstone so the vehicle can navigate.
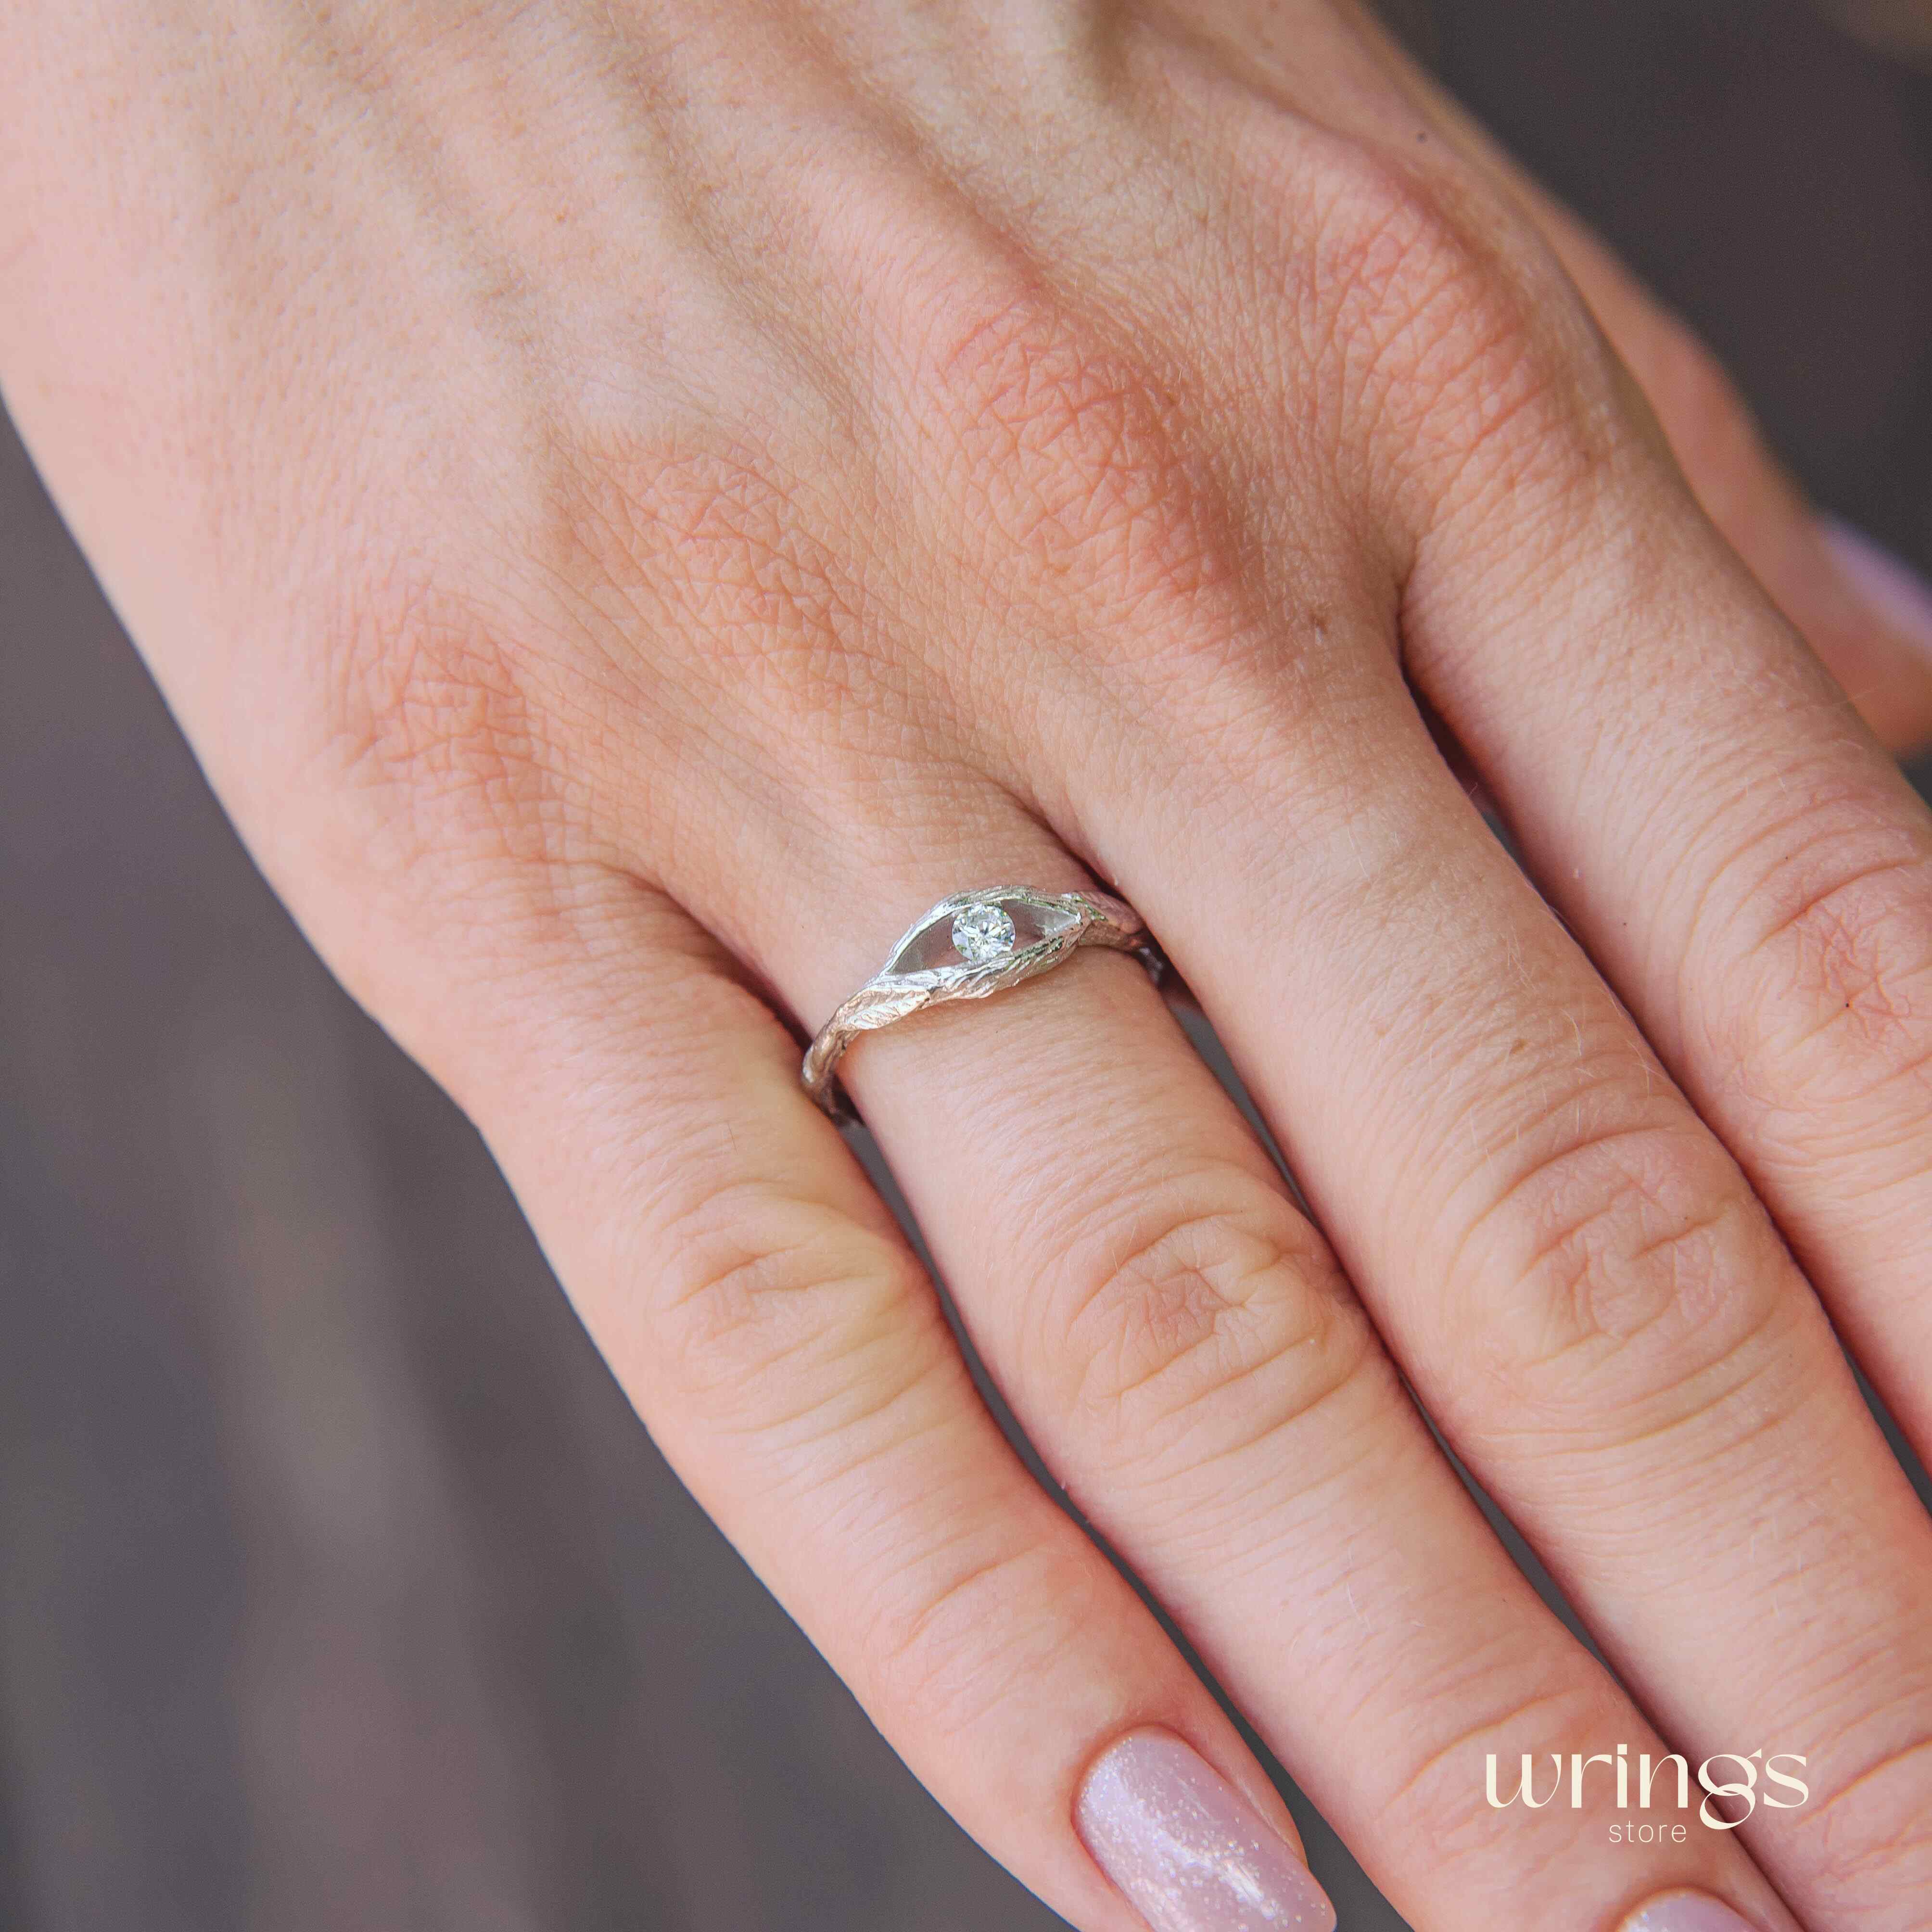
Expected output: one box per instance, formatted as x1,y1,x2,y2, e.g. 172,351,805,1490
951,902,1017,965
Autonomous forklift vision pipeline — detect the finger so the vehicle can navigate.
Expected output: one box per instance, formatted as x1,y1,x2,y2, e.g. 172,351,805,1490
1336,0,1932,755
1062,537,1932,1927
1527,230,1932,755
709,822,1800,1930
390,868,1337,1932
1354,426,1932,1916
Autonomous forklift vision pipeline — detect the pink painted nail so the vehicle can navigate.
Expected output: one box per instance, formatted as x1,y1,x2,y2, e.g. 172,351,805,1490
1620,1891,1764,1932
1822,516,1932,660
1076,1730,1336,1932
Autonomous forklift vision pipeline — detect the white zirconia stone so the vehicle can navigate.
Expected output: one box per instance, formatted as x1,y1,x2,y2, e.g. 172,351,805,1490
951,902,1017,965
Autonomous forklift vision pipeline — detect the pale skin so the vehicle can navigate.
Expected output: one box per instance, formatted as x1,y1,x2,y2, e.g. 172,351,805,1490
7,3,1932,1928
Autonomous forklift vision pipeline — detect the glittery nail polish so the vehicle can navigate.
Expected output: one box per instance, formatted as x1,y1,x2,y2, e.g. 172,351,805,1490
1620,1891,1764,1932
1076,1730,1336,1932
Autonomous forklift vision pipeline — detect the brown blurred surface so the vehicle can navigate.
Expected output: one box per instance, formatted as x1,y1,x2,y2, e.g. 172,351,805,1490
4,4,1932,1927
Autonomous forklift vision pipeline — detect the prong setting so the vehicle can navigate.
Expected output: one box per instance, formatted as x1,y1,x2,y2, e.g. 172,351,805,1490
802,886,1160,1121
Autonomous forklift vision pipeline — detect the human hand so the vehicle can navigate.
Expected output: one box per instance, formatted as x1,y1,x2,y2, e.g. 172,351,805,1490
5,5,1932,1930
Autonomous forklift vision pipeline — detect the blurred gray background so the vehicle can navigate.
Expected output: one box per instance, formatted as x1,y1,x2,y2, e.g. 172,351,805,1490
5,2,1932,1926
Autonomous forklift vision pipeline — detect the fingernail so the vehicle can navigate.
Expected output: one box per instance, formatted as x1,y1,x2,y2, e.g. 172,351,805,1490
1620,1891,1765,1932
1076,1730,1336,1932
1821,515,1932,660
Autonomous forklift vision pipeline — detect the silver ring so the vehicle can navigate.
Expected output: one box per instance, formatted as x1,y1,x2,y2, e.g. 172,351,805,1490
802,885,1164,1121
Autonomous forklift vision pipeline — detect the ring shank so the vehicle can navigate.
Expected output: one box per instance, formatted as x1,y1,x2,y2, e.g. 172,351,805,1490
801,888,1162,1122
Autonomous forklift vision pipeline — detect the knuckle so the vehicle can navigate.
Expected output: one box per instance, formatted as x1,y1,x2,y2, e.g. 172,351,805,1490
1038,1165,1373,1463
645,1178,924,1421
862,1536,1100,1741
1719,817,1932,1115
893,266,1236,634
1794,1731,1932,1914
315,572,568,872
1377,1673,1601,1864
1295,140,1626,499
1449,1105,1784,1398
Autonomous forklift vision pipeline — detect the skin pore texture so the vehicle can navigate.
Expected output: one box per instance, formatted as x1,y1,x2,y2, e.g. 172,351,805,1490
5,2,1932,1928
